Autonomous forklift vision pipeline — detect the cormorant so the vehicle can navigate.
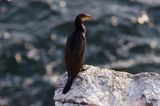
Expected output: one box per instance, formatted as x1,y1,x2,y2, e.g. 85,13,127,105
62,13,95,94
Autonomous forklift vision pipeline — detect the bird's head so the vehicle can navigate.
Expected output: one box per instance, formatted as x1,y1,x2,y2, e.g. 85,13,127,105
75,13,95,23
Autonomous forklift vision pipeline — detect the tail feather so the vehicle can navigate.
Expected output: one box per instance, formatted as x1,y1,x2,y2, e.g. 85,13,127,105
62,77,74,94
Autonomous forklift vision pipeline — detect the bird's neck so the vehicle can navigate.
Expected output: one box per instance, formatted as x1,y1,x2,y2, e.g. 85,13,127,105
75,21,86,32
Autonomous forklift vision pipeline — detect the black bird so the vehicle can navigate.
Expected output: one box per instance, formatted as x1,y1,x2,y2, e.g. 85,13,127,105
62,13,95,94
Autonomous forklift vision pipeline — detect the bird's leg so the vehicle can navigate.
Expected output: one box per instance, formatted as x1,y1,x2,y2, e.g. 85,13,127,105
76,65,90,80
80,65,90,72
76,74,85,81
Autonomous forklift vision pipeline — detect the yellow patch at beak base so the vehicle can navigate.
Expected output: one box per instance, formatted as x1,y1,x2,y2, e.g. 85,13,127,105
82,16,95,22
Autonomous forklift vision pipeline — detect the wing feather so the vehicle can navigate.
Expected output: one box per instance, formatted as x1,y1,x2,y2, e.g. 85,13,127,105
64,32,86,76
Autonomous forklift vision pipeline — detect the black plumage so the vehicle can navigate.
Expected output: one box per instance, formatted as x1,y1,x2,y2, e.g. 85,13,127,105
62,13,95,94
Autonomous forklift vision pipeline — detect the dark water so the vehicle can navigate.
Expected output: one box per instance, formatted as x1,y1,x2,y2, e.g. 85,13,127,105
0,0,160,105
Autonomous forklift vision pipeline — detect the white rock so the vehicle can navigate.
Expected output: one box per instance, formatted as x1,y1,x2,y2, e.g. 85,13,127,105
54,65,160,106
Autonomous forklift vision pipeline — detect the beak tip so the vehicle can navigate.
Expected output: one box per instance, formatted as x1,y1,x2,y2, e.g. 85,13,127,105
90,16,96,20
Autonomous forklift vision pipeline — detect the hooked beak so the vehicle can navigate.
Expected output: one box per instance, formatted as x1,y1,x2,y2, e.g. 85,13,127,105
82,15,96,22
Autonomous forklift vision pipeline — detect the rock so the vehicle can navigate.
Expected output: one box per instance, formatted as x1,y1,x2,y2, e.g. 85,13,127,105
54,65,160,106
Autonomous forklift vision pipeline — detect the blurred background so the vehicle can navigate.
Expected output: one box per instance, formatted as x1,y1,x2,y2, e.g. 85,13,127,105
0,0,160,106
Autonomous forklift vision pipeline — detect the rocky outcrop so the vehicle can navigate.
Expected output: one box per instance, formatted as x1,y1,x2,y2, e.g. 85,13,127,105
54,65,160,106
